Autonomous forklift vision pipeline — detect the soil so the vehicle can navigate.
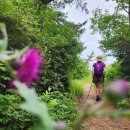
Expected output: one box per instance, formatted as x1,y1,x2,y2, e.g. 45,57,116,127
77,84,130,130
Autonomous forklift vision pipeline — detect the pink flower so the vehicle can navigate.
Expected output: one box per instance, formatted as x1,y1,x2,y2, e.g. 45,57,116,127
9,48,44,88
108,79,129,97
106,79,130,102
54,121,66,130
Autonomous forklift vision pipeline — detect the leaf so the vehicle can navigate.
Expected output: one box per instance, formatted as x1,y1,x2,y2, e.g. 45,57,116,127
14,81,55,130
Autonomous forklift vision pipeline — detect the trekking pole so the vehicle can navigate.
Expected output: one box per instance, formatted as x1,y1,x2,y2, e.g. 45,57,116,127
72,82,93,130
86,81,93,99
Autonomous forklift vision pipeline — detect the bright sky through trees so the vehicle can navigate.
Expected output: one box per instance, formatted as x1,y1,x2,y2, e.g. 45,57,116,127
63,0,117,66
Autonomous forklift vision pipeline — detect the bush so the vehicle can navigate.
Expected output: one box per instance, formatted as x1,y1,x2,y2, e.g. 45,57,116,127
69,81,84,100
0,0,85,93
105,62,122,85
40,91,79,128
104,62,130,109
0,94,37,130
0,62,11,94
68,60,90,80
117,98,130,109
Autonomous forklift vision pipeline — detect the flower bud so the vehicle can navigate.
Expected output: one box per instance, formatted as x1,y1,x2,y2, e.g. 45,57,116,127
10,58,21,70
105,79,130,102
54,121,66,130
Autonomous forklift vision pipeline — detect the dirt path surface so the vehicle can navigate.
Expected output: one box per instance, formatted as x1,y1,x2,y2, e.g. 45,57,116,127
77,84,130,130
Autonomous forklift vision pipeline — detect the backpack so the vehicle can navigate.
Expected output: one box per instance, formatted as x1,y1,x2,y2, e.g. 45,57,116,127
93,62,104,77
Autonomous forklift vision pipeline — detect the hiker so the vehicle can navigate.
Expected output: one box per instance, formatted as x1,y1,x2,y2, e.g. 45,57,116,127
92,56,106,101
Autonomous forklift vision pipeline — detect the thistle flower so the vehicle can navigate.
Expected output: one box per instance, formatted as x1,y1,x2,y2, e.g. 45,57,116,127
9,48,44,88
105,79,130,102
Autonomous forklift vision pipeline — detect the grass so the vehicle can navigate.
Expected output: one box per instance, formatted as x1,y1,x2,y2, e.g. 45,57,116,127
72,74,92,87
68,74,92,100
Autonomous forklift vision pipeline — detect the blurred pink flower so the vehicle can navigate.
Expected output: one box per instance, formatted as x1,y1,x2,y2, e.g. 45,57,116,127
9,48,44,88
106,79,130,100
54,121,66,130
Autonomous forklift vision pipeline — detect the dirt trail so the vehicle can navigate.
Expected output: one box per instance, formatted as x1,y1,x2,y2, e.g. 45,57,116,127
77,84,130,130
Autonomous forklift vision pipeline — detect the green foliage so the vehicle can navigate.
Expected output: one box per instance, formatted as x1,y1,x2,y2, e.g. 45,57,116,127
69,81,84,100
68,72,91,100
105,62,122,85
0,93,37,130
14,81,55,130
68,60,90,80
0,1,87,129
0,81,79,130
0,62,11,94
117,98,130,109
0,0,86,93
72,74,92,86
91,8,129,57
91,1,130,79
40,91,79,128
104,61,130,110
39,0,88,13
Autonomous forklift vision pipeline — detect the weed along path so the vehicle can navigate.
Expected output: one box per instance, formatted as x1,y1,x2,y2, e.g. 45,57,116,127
77,84,130,130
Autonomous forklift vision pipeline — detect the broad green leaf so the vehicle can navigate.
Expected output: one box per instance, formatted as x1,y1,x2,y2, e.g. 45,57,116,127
14,81,55,130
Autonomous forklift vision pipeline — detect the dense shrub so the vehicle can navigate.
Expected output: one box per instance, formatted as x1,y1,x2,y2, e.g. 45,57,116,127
117,98,130,109
40,91,79,128
105,62,130,109
69,81,84,100
0,62,11,94
0,90,79,129
0,1,86,129
105,62,122,85
68,60,90,80
0,94,37,130
0,1,86,93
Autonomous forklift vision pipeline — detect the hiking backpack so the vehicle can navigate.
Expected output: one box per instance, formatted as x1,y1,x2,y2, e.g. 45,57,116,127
93,62,104,77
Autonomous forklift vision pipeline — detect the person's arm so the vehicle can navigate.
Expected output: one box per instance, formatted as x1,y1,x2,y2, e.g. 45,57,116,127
103,63,106,77
92,63,95,76
103,67,106,76
92,66,94,76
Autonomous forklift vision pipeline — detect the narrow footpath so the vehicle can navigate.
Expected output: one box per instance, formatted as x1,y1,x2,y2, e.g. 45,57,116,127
77,84,130,130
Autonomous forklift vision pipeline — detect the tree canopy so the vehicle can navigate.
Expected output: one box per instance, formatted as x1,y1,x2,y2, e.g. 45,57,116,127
0,0,87,92
91,0,130,79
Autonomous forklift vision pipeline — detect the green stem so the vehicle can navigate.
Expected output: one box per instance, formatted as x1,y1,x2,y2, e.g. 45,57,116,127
4,61,16,77
72,103,91,130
